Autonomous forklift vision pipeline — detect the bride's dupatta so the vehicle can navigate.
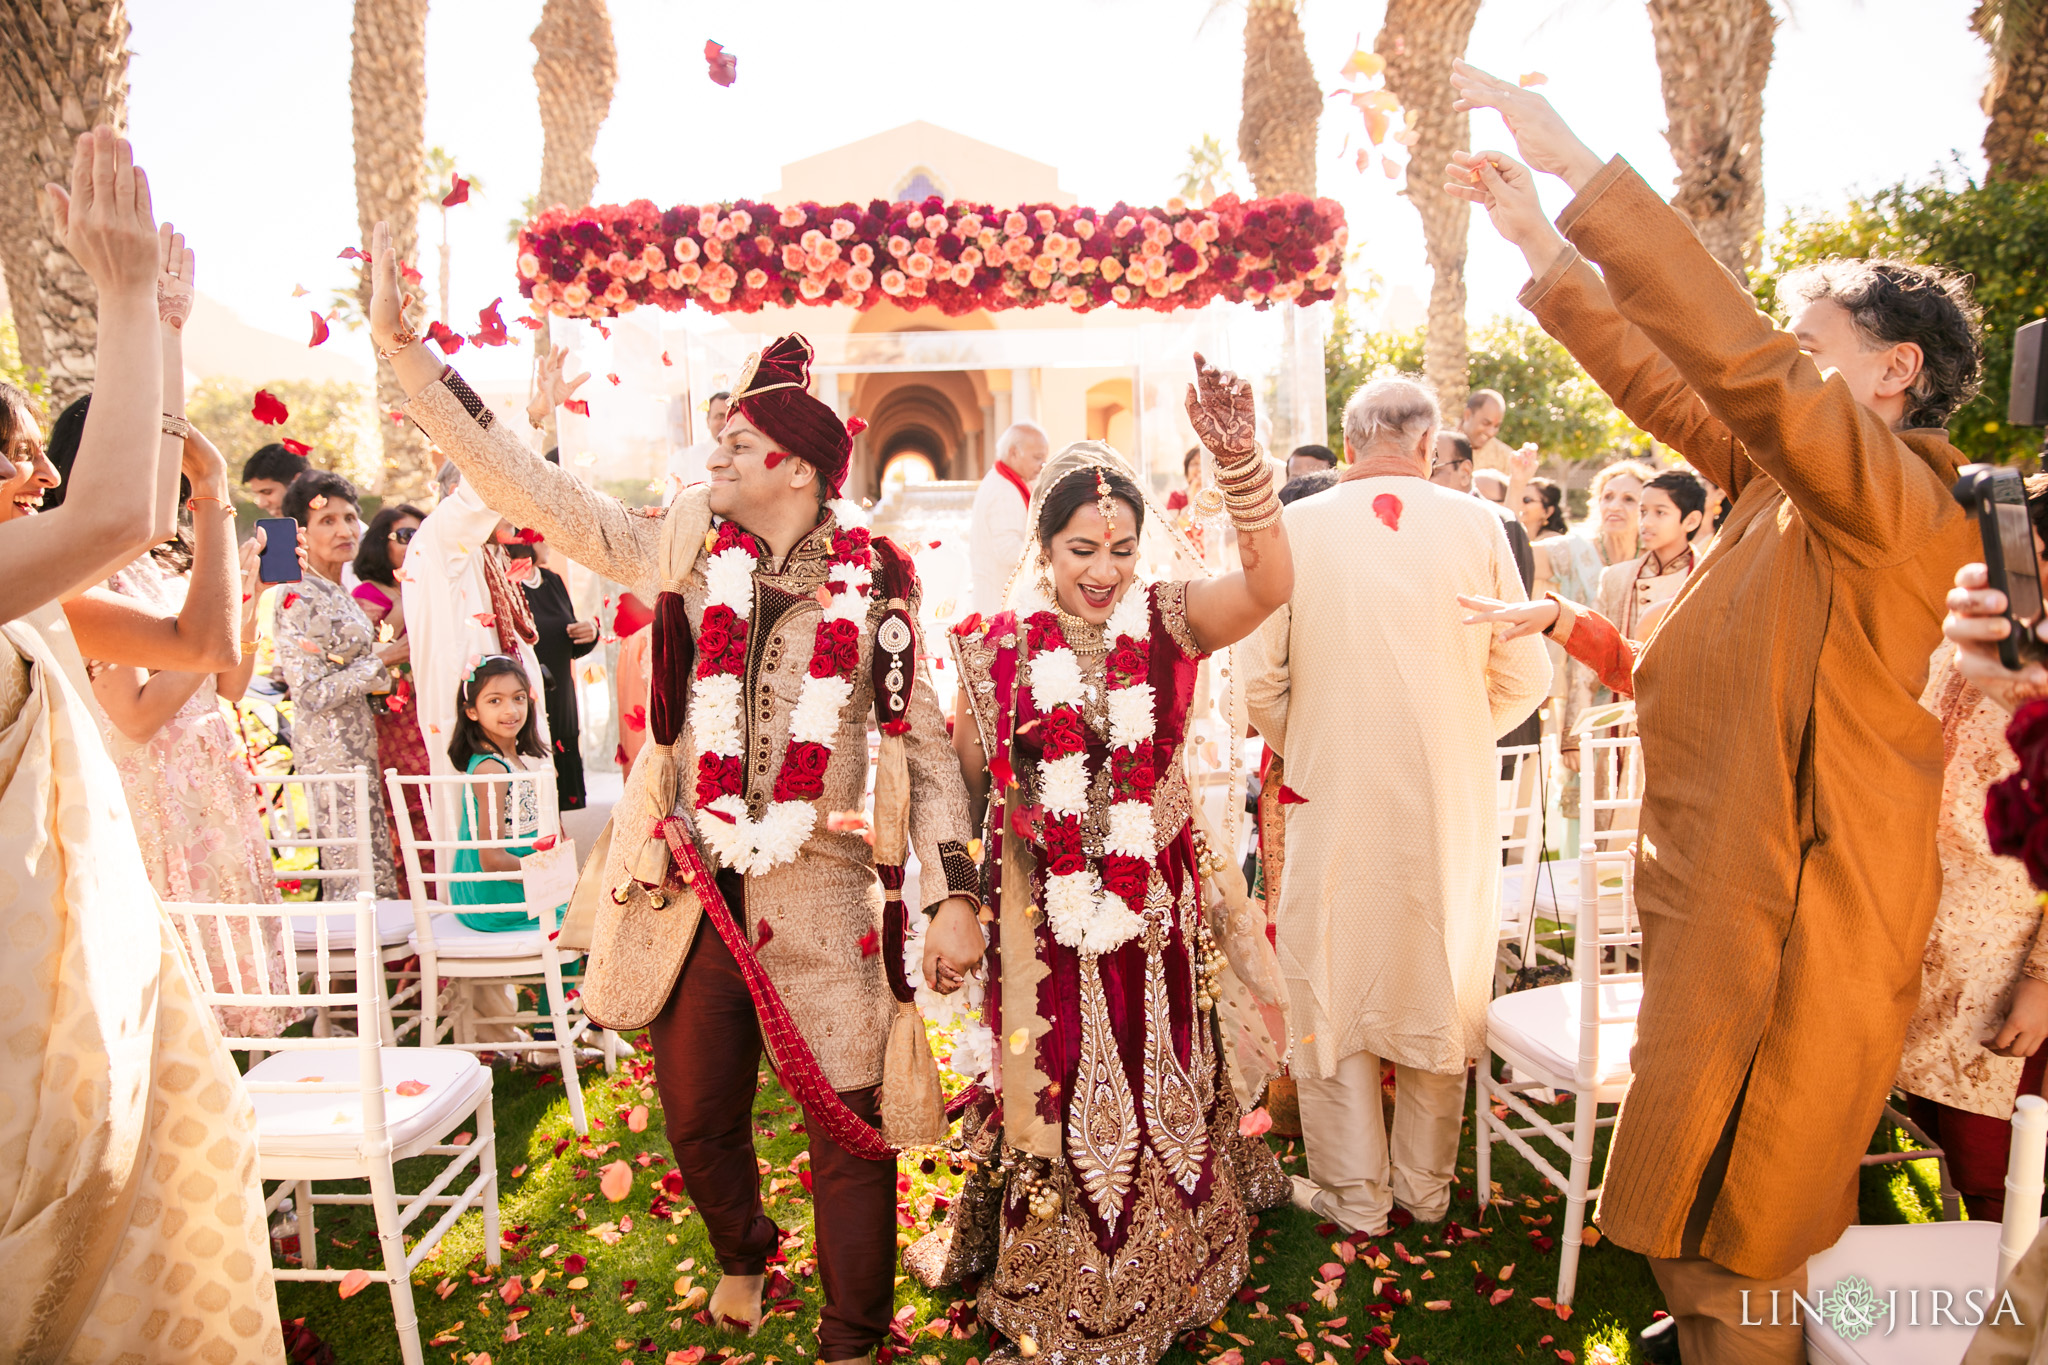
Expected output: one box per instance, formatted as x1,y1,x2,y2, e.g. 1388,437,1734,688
0,606,281,1364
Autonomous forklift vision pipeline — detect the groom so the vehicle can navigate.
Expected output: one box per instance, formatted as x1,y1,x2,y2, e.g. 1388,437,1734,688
367,224,985,1365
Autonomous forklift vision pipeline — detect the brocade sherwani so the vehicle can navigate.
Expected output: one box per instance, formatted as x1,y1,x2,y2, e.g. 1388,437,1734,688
402,374,980,1091
1521,158,1977,1279
1246,476,1550,1079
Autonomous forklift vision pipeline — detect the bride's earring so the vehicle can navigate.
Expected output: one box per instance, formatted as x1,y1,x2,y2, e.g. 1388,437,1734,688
1035,553,1056,607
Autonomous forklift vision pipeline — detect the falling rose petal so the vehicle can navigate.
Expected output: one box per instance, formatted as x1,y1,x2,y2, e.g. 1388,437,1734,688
1239,1107,1273,1137
1278,785,1310,806
400,260,423,285
606,373,621,386
395,1079,430,1097
281,438,310,457
661,351,673,366
704,39,737,87
516,314,542,331
600,1159,633,1201
470,297,510,348
427,320,466,355
1340,49,1385,79
291,283,308,298
1382,156,1401,179
857,928,880,957
564,399,590,417
473,612,497,628
510,1164,527,1178
452,1131,472,1146
442,174,471,208
628,1104,649,1133
338,1268,374,1298
251,390,289,425
1519,71,1549,87
308,311,330,347
338,246,369,262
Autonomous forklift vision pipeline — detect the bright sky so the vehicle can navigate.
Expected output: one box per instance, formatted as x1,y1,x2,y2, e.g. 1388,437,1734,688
128,0,1992,391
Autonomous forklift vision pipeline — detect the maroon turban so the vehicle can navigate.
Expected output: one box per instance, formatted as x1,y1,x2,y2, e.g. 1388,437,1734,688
728,333,864,495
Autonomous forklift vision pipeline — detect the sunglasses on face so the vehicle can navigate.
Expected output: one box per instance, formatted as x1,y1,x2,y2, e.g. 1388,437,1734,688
392,527,418,544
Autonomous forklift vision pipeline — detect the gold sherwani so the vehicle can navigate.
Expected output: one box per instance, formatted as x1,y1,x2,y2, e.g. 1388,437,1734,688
402,375,979,1091
1247,477,1551,1079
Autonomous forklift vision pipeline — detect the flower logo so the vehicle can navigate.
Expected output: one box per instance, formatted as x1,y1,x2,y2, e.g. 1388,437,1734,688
1824,1275,1884,1342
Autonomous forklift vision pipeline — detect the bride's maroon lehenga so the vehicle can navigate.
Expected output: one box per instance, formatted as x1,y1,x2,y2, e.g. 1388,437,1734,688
946,579,1286,1365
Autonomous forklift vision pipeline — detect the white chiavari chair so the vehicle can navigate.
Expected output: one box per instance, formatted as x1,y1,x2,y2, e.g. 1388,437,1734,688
258,767,418,1043
165,893,499,1365
1476,841,1645,1306
386,767,614,1136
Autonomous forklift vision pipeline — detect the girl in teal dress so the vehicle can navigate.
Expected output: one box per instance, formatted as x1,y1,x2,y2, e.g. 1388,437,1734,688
446,654,559,931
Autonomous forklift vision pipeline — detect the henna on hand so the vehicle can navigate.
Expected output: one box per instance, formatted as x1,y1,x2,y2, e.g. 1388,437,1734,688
1185,350,1259,462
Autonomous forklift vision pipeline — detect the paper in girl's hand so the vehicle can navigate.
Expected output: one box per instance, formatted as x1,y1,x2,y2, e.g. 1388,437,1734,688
521,838,580,918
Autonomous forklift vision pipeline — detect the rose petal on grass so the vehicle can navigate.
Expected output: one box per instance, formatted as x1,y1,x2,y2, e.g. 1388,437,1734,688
1423,1299,1451,1311
600,1159,633,1201
1489,1287,1514,1306
499,1275,523,1305
628,1104,649,1133
338,1268,373,1298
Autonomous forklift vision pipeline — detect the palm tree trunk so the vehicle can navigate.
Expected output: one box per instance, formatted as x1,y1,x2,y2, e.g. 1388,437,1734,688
1976,1,2048,181
1646,0,1777,279
0,90,50,384
351,0,430,496
1237,0,1321,198
531,0,618,453
0,0,130,408
1376,0,1484,412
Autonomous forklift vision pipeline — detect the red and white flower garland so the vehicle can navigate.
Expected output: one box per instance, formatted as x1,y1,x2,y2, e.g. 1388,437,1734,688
691,518,874,874
1026,584,1158,955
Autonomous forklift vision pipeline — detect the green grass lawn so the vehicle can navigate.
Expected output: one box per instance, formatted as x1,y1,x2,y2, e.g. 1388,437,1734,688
273,1046,1938,1365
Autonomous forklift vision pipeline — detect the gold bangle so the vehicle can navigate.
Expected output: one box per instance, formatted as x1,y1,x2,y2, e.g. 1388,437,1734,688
161,413,190,439
187,494,231,514
239,636,261,649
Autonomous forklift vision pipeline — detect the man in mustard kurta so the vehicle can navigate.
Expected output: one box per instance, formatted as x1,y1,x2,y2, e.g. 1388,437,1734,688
1446,63,1985,1363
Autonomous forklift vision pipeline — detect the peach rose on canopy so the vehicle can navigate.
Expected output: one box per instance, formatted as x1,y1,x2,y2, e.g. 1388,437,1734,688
1114,215,1137,237
1003,212,1028,238
846,266,874,292
779,205,805,228
1027,268,1051,289
1112,284,1132,303
1074,218,1095,240
715,220,738,242
676,262,703,286
708,286,731,304
958,213,983,236
562,282,591,309
641,244,669,270
828,259,851,281
1033,253,1057,273
906,275,928,297
830,218,856,241
1043,232,1068,256
744,268,768,290
806,252,832,273
850,242,875,268
518,253,541,279
730,209,753,232
585,302,608,318
1100,257,1124,283
906,252,933,278
906,209,925,229
800,229,826,253
604,280,629,305
799,276,827,300
703,237,725,262
624,260,648,282
926,215,948,235
781,244,806,271
880,269,907,296
695,212,718,235
1166,196,1187,214
951,263,974,286
887,235,911,258
674,237,701,263
961,246,983,268
1034,208,1057,231
606,251,631,275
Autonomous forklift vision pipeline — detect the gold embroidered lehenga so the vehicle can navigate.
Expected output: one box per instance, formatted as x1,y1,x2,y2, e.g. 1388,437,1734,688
934,443,1288,1365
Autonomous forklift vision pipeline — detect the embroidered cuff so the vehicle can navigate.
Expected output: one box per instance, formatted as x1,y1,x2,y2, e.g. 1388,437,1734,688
927,839,983,913
441,368,495,430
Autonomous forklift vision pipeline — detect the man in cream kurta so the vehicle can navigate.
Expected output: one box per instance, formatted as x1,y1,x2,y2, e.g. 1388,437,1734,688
1248,378,1550,1233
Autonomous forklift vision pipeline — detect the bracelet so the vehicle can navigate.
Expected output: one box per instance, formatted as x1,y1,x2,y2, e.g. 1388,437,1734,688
161,413,189,439
187,494,231,514
240,636,261,650
377,325,419,360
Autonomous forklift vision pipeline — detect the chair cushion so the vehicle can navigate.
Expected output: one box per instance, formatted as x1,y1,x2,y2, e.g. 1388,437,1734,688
290,899,418,951
1804,1220,2006,1365
1487,980,1641,1090
412,914,579,960
247,1045,488,1157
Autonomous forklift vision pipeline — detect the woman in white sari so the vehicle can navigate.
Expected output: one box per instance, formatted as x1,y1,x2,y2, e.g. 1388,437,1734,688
0,129,282,1364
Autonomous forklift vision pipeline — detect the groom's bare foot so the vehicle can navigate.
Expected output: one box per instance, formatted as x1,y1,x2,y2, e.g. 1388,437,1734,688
708,1272,763,1334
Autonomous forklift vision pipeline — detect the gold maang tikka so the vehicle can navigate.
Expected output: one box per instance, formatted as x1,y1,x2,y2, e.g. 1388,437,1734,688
1095,468,1117,538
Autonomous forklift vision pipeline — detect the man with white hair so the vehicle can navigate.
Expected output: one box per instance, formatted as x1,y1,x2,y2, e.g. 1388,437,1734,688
1247,375,1550,1235
966,421,1048,616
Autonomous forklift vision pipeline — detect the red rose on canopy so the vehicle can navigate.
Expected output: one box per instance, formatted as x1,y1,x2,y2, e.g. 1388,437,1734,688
704,40,737,87
774,741,831,801
251,390,289,425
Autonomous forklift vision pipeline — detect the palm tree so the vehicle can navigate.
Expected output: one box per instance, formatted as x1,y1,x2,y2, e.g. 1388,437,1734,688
1236,0,1321,199
422,145,483,327
1975,0,2048,181
1645,0,1778,278
1376,0,1485,412
0,0,131,407
533,0,617,214
351,0,430,494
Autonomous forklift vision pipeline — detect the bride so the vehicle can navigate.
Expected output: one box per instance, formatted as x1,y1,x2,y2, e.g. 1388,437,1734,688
931,358,1294,1365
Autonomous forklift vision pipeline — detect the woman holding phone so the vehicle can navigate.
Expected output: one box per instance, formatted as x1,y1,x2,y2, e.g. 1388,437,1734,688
0,130,283,1363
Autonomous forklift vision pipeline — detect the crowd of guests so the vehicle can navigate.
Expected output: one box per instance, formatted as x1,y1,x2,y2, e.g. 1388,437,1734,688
15,60,2048,1365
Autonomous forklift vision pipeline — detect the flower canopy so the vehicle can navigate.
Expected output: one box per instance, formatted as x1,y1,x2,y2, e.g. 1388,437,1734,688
515,193,1347,320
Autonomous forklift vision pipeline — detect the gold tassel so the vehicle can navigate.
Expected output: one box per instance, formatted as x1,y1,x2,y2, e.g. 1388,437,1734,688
879,996,945,1148
873,730,910,867
632,741,680,890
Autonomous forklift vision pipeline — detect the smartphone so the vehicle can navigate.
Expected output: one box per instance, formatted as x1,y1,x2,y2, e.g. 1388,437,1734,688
1952,464,2047,669
256,517,302,584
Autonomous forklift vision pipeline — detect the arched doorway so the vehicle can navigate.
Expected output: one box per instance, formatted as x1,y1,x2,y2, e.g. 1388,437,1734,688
856,383,970,502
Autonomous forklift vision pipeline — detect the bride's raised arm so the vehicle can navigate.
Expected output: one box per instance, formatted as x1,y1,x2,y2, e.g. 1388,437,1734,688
1180,355,1294,653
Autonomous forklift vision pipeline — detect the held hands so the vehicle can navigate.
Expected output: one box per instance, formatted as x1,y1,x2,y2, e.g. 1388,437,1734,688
1457,592,1559,642
157,224,195,331
45,126,159,298
923,896,986,995
1448,60,1606,191
1445,150,1569,272
1945,563,2048,714
528,347,592,429
1184,351,1259,463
